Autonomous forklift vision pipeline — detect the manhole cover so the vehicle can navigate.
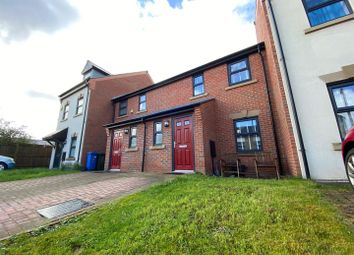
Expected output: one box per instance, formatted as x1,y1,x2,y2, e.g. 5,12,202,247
37,199,92,219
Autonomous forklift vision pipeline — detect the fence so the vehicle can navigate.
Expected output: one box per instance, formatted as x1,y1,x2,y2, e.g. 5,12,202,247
0,143,52,168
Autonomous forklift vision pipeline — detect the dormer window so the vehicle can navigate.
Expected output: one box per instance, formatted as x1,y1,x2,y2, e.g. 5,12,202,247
81,60,111,80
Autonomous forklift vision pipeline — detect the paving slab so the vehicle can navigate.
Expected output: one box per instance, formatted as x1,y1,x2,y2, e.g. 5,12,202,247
0,171,171,239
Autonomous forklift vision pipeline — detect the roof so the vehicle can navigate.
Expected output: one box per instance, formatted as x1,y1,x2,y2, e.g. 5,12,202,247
81,60,111,75
58,71,153,100
42,128,68,142
104,97,215,129
59,79,89,99
92,71,153,91
112,42,265,102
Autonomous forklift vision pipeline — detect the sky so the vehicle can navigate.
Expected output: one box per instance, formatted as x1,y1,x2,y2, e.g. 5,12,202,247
0,0,256,139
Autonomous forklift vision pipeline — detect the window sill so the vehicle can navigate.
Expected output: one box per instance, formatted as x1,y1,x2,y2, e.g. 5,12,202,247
66,157,76,161
116,115,128,120
225,79,258,91
60,119,68,122
149,145,166,150
136,110,147,114
190,93,209,101
304,14,354,34
73,113,83,118
332,142,342,151
125,147,138,152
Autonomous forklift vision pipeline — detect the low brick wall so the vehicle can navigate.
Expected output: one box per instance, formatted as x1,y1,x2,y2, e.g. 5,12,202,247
0,143,52,168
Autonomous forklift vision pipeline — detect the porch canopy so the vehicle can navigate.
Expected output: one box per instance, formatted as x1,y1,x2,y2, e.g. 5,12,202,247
42,128,68,145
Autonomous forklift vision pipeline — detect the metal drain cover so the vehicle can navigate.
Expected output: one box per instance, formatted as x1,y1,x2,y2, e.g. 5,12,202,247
37,199,92,219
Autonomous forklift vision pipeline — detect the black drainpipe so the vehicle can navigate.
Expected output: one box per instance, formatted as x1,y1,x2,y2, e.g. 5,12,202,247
267,0,311,179
78,82,90,166
258,45,283,175
141,119,147,172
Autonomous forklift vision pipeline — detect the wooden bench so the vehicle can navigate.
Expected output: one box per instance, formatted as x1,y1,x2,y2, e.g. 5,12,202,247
253,153,280,179
219,159,240,177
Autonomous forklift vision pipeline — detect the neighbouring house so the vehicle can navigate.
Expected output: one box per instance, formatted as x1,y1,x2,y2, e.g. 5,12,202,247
256,0,354,181
43,61,153,169
103,43,301,175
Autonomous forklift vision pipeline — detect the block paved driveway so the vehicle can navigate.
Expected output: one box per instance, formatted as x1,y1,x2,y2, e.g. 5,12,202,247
0,172,171,239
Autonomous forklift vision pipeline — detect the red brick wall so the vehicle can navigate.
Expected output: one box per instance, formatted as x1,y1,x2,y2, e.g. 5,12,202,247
195,101,217,175
255,0,301,176
106,51,281,174
120,124,144,172
144,117,173,173
104,129,112,170
81,72,153,168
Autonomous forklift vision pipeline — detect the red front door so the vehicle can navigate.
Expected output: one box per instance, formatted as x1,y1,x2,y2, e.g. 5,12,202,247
111,131,123,169
174,116,194,171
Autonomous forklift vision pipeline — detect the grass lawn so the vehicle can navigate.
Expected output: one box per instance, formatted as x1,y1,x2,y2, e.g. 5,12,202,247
1,175,354,254
0,168,80,182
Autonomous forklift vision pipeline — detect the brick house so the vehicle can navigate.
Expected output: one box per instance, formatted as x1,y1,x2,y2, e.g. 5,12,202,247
44,61,153,169
255,0,354,181
103,43,300,175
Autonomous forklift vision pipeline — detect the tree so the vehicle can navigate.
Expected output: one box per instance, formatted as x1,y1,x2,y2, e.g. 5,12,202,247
0,118,31,144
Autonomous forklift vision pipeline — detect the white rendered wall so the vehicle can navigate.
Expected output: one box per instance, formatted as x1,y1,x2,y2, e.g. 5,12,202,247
270,0,354,180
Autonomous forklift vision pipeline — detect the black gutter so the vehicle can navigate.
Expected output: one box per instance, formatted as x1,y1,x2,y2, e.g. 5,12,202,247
141,121,147,172
112,43,265,102
59,78,90,98
267,0,311,179
257,44,283,175
78,83,90,165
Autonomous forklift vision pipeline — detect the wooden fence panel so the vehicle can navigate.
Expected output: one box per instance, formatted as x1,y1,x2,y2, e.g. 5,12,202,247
0,144,52,168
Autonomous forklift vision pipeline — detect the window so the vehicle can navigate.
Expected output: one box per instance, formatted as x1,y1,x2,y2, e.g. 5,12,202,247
119,100,127,116
69,137,77,158
193,74,205,96
63,104,69,120
139,94,146,112
234,118,262,152
154,122,163,145
76,97,84,115
228,59,251,86
129,127,137,148
329,82,354,139
303,0,352,27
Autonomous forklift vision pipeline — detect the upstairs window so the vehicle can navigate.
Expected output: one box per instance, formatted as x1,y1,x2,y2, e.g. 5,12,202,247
228,59,251,86
154,122,163,145
303,0,352,27
234,118,262,152
63,104,69,120
69,136,77,158
139,94,146,112
76,97,84,115
329,82,354,139
193,74,205,96
129,127,137,148
119,100,128,116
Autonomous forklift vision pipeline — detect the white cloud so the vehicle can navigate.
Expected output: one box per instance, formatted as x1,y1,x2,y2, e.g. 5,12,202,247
0,0,256,139
0,0,78,43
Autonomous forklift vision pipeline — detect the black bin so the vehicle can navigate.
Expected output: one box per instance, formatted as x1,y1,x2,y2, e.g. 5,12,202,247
95,154,105,171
